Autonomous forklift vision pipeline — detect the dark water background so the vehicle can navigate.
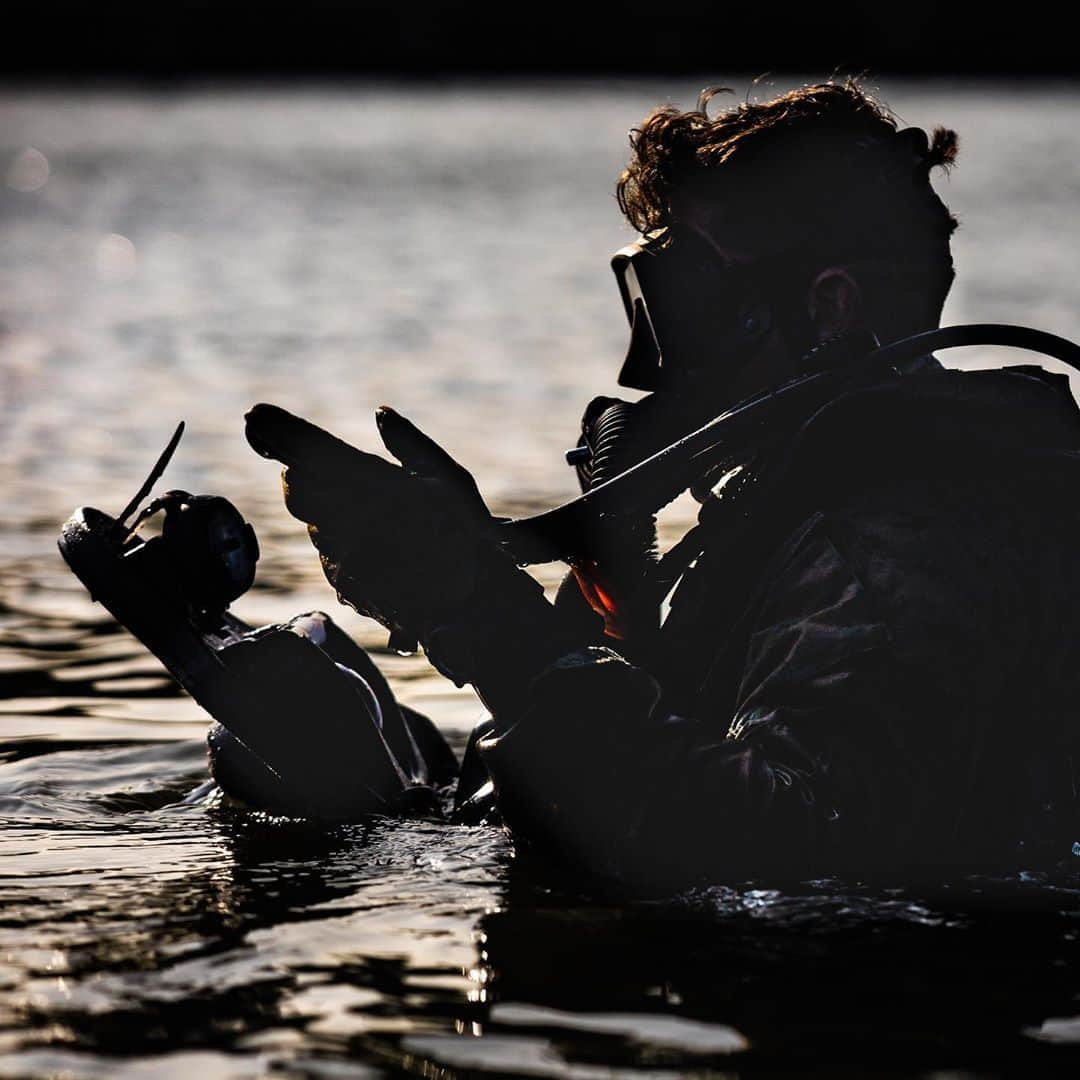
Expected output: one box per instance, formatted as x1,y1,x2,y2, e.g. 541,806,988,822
2,78,1080,1077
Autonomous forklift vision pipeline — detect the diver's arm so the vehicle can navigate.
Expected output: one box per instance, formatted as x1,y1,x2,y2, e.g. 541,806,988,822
422,573,591,718
473,511,901,890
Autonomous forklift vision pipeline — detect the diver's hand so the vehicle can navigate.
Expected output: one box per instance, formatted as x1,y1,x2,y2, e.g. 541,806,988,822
245,403,499,649
245,403,584,710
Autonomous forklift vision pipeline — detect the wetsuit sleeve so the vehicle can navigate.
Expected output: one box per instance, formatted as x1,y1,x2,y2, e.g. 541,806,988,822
475,512,900,891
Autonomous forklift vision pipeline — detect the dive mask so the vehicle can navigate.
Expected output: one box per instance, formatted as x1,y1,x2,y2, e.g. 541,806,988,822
611,224,776,392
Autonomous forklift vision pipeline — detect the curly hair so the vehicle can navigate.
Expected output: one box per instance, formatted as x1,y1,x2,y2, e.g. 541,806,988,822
616,80,959,318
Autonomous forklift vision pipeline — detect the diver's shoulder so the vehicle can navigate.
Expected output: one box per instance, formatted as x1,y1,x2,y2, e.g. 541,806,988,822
796,360,1080,460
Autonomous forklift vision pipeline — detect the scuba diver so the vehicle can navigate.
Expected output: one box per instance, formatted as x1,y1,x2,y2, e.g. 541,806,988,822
62,81,1080,891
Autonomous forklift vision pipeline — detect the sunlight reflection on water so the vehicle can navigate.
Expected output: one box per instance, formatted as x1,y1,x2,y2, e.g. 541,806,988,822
1,79,1080,1076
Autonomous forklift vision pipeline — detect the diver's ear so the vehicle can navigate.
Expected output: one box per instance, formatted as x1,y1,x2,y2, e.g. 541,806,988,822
806,268,862,340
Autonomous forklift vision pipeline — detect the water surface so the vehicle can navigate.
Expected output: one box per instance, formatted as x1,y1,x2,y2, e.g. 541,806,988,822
2,79,1079,1076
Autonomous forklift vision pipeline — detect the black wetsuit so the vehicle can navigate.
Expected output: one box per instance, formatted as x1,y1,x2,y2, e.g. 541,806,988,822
210,362,1080,890
455,363,1080,889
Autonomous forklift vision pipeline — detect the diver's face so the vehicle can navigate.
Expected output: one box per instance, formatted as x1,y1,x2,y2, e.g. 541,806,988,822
679,198,868,406
678,211,804,407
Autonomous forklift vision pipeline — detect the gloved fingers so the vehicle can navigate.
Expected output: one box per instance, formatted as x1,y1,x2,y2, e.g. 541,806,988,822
375,406,489,524
245,403,361,470
375,405,457,478
280,454,411,527
249,404,487,545
248,402,409,513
